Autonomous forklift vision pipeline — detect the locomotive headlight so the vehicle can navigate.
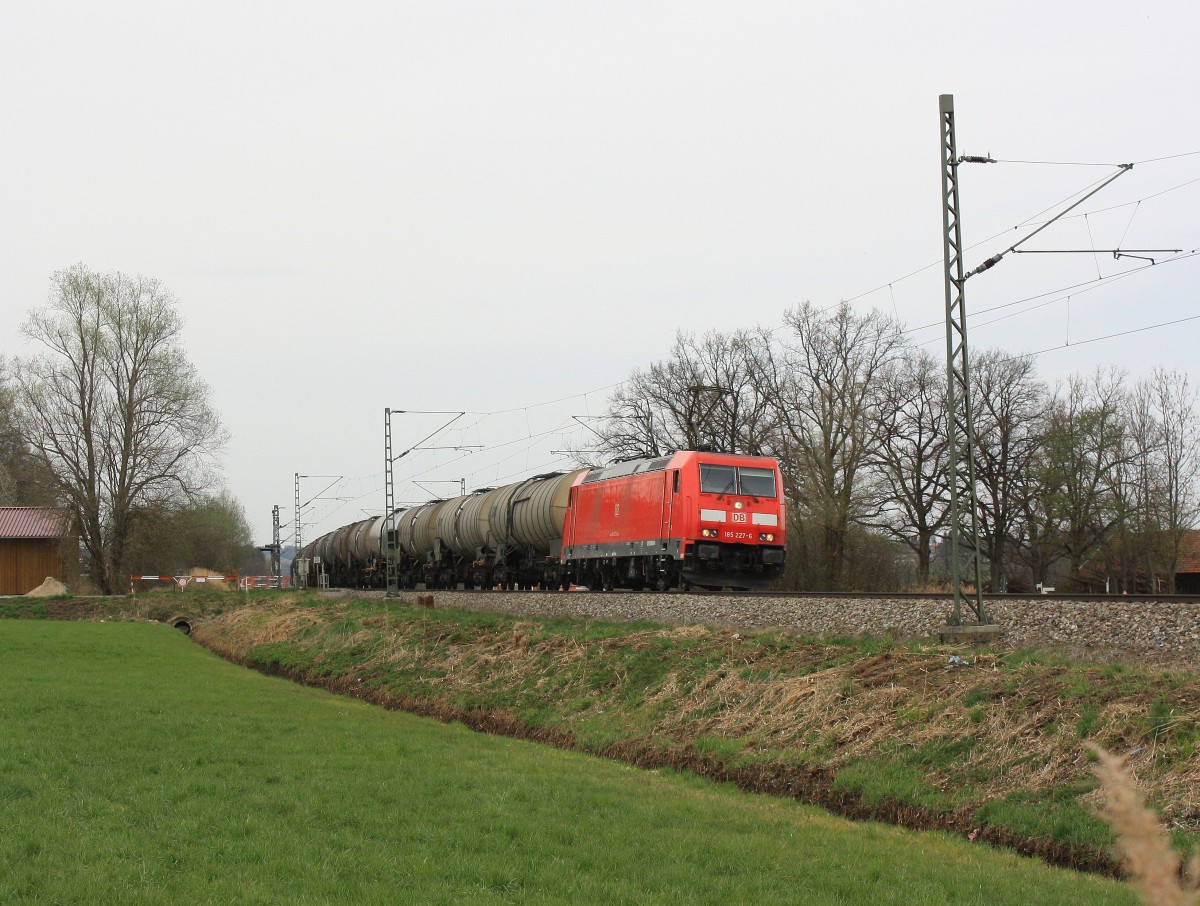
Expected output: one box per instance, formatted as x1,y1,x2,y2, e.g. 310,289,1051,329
702,528,719,538
759,532,775,542
733,500,744,510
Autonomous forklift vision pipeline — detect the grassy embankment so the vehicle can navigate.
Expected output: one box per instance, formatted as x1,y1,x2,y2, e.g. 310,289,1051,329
0,618,1138,905
180,591,1200,875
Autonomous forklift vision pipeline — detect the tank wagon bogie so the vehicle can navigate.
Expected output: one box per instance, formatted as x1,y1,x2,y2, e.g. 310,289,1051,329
295,451,786,592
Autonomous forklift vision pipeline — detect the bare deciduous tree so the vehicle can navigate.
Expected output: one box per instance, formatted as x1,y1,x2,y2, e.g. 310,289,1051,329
970,350,1046,592
1113,382,1169,591
1145,369,1200,591
1029,369,1132,589
762,302,902,589
594,329,777,460
0,357,57,506
13,265,227,593
871,348,951,583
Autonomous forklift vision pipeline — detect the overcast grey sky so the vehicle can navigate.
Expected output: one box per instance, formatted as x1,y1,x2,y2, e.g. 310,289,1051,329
2,1,1197,548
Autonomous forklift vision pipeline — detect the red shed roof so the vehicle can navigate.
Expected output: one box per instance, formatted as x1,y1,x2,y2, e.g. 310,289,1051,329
0,507,72,540
1178,530,1200,575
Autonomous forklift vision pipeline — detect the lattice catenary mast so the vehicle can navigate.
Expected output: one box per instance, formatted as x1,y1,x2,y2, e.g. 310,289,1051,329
938,94,989,626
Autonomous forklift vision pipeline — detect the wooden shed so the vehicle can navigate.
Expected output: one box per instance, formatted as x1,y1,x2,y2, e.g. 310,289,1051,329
1176,530,1200,595
0,507,77,595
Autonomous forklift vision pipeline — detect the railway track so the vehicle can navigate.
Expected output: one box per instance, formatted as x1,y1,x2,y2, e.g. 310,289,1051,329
365,587,1200,603
319,586,1200,662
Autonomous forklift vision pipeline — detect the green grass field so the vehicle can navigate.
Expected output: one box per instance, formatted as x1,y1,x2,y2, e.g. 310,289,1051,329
0,620,1136,904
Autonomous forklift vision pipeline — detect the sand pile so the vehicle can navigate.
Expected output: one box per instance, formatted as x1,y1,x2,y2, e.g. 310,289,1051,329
189,568,231,591
26,577,69,597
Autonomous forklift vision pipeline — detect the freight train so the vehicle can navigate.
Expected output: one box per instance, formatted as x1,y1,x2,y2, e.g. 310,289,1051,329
294,450,786,592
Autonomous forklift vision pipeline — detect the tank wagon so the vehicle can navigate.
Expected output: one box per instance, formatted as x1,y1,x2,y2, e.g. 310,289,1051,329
295,451,786,591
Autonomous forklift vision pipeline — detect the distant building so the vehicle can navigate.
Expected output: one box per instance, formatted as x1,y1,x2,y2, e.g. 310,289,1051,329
1078,529,1200,595
0,507,78,595
1175,531,1200,595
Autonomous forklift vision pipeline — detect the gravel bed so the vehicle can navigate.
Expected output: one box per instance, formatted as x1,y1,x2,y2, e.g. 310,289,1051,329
381,590,1200,662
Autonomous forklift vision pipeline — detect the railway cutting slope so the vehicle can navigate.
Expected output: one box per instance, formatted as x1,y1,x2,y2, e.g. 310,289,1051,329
190,592,1200,877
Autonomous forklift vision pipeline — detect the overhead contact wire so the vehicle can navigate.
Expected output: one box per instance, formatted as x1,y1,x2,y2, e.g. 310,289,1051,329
833,151,1196,314
1007,312,1200,361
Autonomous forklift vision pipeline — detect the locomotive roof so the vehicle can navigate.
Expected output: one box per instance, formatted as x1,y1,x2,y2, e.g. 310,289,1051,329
581,450,778,484
581,455,674,483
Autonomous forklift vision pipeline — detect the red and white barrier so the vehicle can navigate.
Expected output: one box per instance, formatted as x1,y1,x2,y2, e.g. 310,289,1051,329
129,575,291,593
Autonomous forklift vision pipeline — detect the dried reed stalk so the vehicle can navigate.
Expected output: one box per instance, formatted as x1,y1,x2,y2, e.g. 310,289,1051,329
1092,745,1198,906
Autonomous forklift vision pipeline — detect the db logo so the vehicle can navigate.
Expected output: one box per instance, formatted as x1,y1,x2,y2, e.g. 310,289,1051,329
731,512,747,523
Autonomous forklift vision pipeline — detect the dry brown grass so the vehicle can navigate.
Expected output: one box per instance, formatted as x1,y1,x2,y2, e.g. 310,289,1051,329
1093,745,1199,905
200,606,327,648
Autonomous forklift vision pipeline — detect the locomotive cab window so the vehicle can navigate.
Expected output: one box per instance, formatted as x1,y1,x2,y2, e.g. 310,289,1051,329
699,463,777,498
738,467,776,498
699,464,737,495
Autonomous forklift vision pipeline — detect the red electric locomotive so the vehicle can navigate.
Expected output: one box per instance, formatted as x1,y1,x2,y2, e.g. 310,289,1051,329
561,450,786,591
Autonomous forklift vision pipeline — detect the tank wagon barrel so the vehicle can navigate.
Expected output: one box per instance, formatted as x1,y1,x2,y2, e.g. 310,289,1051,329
510,473,577,552
294,469,587,591
349,516,384,563
436,491,482,553
330,523,355,567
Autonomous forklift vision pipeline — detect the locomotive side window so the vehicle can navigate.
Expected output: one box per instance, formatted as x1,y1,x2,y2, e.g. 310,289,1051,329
738,467,777,498
699,464,736,494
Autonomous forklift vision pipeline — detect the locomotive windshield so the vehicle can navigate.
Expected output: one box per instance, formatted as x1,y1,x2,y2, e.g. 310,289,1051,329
699,464,736,494
699,464,777,498
738,467,777,498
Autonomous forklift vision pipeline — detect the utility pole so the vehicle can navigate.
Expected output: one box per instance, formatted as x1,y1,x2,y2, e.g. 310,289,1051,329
938,94,989,627
938,94,1138,628
383,407,469,597
257,505,282,579
293,473,343,590
271,505,281,577
294,473,303,587
385,408,398,597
